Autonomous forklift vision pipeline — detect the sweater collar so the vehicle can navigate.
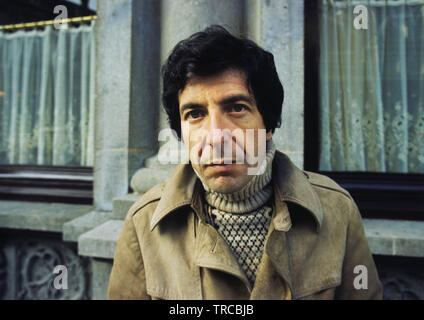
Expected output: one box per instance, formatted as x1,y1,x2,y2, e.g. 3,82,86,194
200,140,276,213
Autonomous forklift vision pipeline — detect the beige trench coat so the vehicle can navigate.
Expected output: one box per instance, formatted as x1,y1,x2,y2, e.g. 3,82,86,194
107,151,383,300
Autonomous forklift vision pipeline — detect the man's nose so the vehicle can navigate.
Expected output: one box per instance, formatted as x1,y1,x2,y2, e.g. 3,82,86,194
208,110,225,130
205,111,227,145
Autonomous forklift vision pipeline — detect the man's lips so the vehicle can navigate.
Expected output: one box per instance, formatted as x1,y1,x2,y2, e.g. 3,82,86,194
204,163,237,174
204,159,238,165
203,160,243,174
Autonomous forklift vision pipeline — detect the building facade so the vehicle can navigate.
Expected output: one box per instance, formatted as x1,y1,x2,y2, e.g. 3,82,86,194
0,0,423,300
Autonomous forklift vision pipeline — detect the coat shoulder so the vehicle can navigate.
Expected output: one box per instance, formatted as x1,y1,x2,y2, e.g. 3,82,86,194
127,182,166,218
304,171,352,200
303,171,357,229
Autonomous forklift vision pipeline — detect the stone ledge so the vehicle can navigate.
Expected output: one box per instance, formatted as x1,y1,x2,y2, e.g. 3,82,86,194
76,217,424,260
0,200,92,233
130,166,174,194
78,220,124,259
111,193,140,220
363,219,424,258
63,210,111,242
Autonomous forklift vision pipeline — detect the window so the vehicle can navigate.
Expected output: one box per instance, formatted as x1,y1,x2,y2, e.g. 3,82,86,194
0,25,95,167
305,0,424,219
0,0,96,203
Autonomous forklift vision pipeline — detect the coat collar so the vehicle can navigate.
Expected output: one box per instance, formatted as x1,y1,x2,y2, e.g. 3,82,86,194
149,164,200,231
150,151,323,232
272,151,323,232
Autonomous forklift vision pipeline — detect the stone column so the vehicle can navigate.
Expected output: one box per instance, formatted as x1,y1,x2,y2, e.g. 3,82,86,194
159,0,245,133
94,0,160,211
246,0,305,169
131,0,245,193
158,0,245,160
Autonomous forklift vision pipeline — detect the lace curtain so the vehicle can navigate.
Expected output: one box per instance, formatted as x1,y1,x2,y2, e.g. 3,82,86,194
0,23,95,166
319,0,424,173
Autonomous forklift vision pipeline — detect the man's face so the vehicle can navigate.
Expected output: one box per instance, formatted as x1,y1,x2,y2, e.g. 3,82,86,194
179,69,272,193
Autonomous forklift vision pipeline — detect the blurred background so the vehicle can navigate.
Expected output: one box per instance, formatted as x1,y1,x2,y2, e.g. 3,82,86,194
0,0,423,300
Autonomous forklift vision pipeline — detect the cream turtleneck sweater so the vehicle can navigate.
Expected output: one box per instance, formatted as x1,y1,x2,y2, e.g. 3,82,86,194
196,140,276,287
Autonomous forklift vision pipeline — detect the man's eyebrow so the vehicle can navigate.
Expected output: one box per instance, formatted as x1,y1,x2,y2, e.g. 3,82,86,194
180,94,254,114
220,94,254,106
180,103,204,114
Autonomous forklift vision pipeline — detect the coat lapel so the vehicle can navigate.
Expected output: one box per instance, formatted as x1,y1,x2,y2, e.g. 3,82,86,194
251,198,294,299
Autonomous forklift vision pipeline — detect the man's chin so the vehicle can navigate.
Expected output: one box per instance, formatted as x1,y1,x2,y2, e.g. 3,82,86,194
204,175,248,194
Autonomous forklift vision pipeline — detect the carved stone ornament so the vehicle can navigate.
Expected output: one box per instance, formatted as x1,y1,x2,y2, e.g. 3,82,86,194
17,242,87,300
379,269,424,300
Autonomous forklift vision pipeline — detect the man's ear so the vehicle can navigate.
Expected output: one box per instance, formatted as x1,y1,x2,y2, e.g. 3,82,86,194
266,129,273,141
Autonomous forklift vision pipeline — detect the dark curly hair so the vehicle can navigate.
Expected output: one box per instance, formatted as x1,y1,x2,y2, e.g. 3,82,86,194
162,25,284,139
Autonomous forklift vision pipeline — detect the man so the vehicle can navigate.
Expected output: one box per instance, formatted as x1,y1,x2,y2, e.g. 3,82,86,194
107,25,382,300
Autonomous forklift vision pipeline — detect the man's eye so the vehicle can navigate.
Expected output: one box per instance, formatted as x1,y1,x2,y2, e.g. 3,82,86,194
230,104,247,112
186,110,204,119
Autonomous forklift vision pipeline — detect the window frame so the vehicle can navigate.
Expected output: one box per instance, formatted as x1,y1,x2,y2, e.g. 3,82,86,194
0,165,93,204
304,0,424,220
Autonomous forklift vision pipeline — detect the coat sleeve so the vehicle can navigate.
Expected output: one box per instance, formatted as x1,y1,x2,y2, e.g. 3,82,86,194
107,211,151,300
335,199,383,300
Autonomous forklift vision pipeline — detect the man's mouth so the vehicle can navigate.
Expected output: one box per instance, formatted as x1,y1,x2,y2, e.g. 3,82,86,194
205,159,238,166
